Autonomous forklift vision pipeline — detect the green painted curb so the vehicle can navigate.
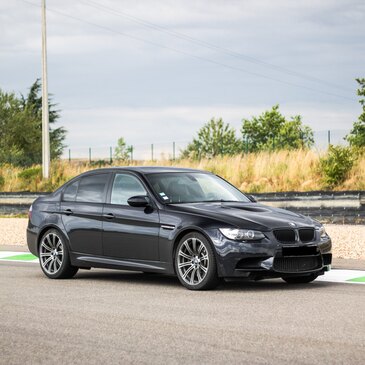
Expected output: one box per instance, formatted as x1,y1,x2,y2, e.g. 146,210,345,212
347,276,365,283
2,254,37,261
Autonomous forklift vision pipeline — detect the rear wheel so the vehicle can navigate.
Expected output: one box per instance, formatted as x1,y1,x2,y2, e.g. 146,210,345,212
282,273,318,284
175,232,219,290
39,229,78,279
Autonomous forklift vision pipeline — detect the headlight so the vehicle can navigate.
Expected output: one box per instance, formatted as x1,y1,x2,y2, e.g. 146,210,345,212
219,228,265,241
315,225,327,239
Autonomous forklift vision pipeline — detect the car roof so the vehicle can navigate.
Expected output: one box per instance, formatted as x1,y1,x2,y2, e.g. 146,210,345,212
81,166,210,175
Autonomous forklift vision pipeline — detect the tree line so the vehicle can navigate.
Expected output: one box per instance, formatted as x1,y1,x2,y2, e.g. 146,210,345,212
0,79,364,167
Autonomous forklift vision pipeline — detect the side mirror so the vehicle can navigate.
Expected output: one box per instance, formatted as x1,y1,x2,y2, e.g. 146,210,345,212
247,195,257,203
127,195,150,208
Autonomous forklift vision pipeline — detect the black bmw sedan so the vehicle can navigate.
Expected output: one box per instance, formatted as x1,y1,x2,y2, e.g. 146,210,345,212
27,167,332,290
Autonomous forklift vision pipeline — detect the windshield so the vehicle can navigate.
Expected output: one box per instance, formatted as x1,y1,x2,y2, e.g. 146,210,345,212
145,172,250,204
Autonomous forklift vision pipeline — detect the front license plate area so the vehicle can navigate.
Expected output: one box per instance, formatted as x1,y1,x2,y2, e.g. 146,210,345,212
282,246,318,256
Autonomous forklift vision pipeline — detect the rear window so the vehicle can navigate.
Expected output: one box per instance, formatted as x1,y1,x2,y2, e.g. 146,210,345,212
63,180,79,202
76,174,109,203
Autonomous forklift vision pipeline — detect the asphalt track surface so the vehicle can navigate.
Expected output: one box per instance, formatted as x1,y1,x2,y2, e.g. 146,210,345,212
1,261,364,365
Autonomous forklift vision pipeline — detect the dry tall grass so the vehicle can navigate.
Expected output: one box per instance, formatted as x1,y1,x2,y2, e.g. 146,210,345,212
0,149,364,192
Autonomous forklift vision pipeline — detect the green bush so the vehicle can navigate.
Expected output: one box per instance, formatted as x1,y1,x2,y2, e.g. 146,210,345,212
320,145,354,188
18,167,42,190
18,167,42,181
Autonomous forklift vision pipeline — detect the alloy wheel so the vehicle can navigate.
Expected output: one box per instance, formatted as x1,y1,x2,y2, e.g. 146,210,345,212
40,232,64,275
177,237,209,286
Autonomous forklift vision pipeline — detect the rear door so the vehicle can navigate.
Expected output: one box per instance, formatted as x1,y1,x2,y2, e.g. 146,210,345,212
102,172,160,261
61,173,111,255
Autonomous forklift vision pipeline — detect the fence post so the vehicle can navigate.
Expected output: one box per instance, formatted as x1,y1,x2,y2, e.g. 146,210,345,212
109,146,113,164
173,141,176,161
130,145,133,162
151,144,154,161
245,136,249,154
328,130,331,146
89,147,91,164
68,148,71,163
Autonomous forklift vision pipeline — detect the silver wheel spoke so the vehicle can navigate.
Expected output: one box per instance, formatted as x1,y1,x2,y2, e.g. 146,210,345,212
182,265,194,279
190,268,197,284
200,265,208,274
197,269,202,282
178,261,192,269
41,242,52,252
40,252,51,257
42,256,52,269
46,235,53,248
191,238,197,253
183,241,194,256
179,251,193,260
52,259,57,273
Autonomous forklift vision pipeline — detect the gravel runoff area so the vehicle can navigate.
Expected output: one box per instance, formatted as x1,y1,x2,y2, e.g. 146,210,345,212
0,218,364,260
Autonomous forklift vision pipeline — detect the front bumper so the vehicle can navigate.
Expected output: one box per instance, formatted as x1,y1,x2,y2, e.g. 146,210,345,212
209,229,332,279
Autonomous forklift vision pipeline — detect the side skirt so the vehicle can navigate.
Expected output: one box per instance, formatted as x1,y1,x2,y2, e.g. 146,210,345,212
70,252,175,275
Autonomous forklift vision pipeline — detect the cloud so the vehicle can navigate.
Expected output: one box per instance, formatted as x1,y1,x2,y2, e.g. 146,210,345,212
1,0,364,156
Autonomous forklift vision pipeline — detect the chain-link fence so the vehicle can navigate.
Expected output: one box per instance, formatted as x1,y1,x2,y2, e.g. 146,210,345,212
61,129,349,162
62,141,190,162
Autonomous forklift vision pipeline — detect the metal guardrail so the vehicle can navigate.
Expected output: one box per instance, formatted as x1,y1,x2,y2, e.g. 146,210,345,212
0,191,364,224
253,191,364,224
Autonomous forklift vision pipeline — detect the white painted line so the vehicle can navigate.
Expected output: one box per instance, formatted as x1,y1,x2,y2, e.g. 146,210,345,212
317,269,365,284
0,251,29,259
0,251,38,263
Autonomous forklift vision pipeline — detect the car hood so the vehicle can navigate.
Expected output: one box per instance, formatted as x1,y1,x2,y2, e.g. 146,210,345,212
167,202,315,230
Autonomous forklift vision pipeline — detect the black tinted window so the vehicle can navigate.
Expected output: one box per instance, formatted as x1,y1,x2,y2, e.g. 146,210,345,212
111,174,146,205
63,180,79,202
76,174,109,203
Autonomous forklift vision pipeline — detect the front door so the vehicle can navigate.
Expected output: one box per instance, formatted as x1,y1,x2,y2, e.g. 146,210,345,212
102,173,160,261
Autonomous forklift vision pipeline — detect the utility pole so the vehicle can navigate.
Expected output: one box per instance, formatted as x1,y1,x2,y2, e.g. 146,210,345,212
41,0,50,178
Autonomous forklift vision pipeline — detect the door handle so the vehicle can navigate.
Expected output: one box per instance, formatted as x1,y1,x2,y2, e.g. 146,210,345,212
63,208,73,216
103,213,115,220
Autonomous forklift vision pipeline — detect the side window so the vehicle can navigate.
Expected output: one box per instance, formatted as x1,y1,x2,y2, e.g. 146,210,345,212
111,174,147,205
76,174,109,203
63,180,79,202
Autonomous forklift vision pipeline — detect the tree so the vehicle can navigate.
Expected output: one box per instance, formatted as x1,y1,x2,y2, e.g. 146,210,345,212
0,79,66,166
346,78,365,148
114,137,132,161
241,105,314,152
181,118,241,159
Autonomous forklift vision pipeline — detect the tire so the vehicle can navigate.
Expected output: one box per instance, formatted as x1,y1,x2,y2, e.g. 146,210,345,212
282,273,318,284
175,232,219,290
39,228,79,279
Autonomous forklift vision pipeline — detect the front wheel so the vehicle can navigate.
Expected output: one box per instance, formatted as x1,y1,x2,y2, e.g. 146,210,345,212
282,273,318,284
175,232,219,290
39,229,79,279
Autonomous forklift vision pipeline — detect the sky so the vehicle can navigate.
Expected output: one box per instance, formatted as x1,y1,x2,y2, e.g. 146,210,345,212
1,0,364,159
